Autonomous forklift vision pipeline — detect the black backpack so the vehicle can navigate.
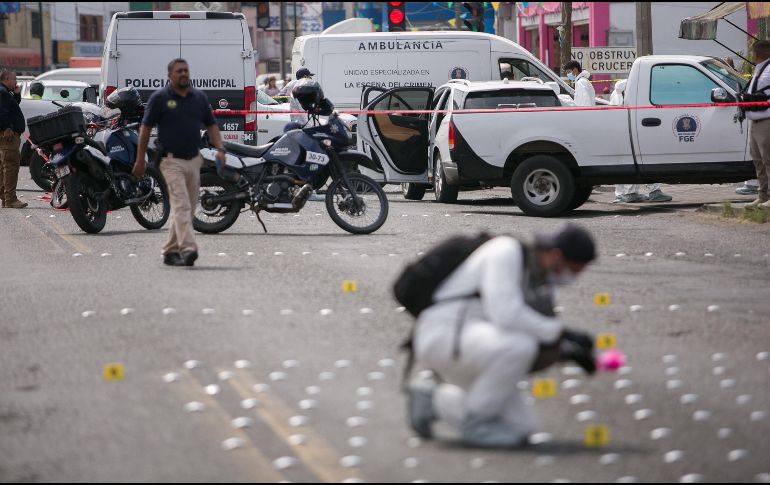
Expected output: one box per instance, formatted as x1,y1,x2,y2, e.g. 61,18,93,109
393,232,494,317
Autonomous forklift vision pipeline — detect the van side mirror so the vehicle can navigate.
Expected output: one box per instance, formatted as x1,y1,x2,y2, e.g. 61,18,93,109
84,87,98,104
711,87,734,103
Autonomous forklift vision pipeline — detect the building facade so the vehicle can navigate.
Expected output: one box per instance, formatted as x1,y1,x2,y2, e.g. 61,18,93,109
0,2,53,74
517,2,752,76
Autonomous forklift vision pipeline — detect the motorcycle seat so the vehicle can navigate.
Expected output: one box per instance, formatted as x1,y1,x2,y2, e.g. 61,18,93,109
223,141,272,159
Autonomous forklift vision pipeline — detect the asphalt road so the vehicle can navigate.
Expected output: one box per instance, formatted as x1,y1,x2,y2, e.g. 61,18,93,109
1,172,769,483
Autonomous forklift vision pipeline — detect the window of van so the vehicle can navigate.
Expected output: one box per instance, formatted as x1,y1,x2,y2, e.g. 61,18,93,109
464,89,560,109
499,58,566,94
372,90,432,119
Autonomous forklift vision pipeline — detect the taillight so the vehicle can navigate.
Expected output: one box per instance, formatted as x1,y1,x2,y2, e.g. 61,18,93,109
244,86,256,132
448,120,456,151
104,85,117,101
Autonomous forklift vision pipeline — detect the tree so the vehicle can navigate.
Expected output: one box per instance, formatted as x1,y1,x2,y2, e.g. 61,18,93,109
559,2,573,71
636,2,653,57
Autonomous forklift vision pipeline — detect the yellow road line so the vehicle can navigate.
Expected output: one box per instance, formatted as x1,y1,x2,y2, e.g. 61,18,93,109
224,368,362,483
12,210,66,254
31,209,93,254
176,369,286,483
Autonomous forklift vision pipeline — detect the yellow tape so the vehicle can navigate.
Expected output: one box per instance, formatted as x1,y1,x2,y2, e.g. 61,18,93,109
593,293,611,306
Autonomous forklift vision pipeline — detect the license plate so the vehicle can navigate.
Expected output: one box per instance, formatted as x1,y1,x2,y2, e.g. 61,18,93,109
306,151,330,165
56,165,70,178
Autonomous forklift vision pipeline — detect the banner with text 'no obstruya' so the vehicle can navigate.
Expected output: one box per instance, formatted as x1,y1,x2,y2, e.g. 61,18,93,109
571,47,637,75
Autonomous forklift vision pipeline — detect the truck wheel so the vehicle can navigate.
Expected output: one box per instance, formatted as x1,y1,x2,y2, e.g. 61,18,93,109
510,155,575,217
402,183,426,200
433,155,458,204
567,185,593,211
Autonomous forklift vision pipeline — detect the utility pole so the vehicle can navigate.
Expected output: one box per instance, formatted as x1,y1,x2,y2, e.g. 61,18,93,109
455,2,461,30
38,1,45,73
280,2,286,81
636,2,653,56
559,2,572,71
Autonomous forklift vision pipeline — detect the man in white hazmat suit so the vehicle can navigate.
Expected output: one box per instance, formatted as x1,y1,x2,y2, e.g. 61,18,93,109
609,80,673,203
407,225,598,448
563,60,595,107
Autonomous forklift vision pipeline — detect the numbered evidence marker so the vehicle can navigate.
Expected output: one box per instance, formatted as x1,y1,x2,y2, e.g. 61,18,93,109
532,379,558,399
103,363,125,382
596,333,618,350
584,425,611,448
342,280,358,294
594,293,611,306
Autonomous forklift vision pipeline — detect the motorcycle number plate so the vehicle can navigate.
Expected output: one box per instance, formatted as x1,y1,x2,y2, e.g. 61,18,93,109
55,165,71,178
306,151,330,165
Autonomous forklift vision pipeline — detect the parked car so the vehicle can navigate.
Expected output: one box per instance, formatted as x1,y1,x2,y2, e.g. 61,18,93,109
35,68,101,91
19,80,97,166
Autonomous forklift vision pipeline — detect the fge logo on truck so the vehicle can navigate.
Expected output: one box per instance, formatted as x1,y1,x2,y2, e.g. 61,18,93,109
101,11,258,145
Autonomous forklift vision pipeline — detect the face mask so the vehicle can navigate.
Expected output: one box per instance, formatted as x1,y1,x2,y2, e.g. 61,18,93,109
567,73,576,81
548,269,578,286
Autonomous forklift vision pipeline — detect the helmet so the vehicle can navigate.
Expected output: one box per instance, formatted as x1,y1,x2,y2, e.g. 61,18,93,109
105,87,143,117
292,79,324,112
29,81,45,98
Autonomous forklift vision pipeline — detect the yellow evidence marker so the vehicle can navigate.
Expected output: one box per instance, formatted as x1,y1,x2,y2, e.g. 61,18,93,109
593,293,611,306
596,333,618,350
103,363,125,382
531,379,558,399
342,280,358,293
584,425,611,448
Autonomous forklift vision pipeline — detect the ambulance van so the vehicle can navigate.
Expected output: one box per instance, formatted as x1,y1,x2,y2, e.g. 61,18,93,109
291,31,573,108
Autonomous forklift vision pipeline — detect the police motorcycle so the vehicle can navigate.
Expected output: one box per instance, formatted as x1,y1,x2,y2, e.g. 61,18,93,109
29,102,104,194
195,80,389,235
31,103,118,209
26,88,170,234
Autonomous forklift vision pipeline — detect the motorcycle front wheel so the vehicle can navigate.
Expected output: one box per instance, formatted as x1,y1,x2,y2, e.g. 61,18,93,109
130,166,170,230
325,173,388,235
65,173,107,234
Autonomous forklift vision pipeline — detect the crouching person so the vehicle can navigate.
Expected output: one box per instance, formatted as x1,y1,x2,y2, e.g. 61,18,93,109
398,224,597,448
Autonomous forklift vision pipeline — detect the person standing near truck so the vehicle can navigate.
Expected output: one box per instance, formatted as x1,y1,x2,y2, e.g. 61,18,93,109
562,60,595,107
745,40,770,209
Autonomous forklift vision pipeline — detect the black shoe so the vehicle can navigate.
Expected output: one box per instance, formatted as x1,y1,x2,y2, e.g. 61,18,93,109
163,253,185,267
182,251,198,267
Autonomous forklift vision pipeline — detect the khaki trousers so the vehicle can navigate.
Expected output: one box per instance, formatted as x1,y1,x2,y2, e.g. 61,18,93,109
160,155,203,255
0,131,21,205
749,120,770,202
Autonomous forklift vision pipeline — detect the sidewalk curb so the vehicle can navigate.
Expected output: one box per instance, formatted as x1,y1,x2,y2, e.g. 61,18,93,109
697,202,770,223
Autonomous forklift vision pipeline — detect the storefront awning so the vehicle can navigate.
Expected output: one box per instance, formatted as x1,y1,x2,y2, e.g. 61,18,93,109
679,2,746,41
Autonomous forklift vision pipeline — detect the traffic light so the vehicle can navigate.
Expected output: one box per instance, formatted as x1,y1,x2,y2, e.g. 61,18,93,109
256,2,270,29
463,2,485,32
388,2,406,32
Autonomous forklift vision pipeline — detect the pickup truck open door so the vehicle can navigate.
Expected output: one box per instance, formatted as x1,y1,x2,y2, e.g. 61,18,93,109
356,87,434,183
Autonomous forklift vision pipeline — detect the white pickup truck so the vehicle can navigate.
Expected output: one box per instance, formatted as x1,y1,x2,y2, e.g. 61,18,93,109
357,55,754,216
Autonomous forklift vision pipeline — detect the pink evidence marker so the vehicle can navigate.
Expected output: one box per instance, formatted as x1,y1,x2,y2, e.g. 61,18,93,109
597,350,627,372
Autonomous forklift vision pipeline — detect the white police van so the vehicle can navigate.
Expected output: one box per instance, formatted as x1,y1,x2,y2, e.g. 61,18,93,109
101,11,258,145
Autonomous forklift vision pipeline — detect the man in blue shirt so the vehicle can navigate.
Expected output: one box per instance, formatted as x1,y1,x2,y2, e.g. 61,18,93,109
133,59,226,267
